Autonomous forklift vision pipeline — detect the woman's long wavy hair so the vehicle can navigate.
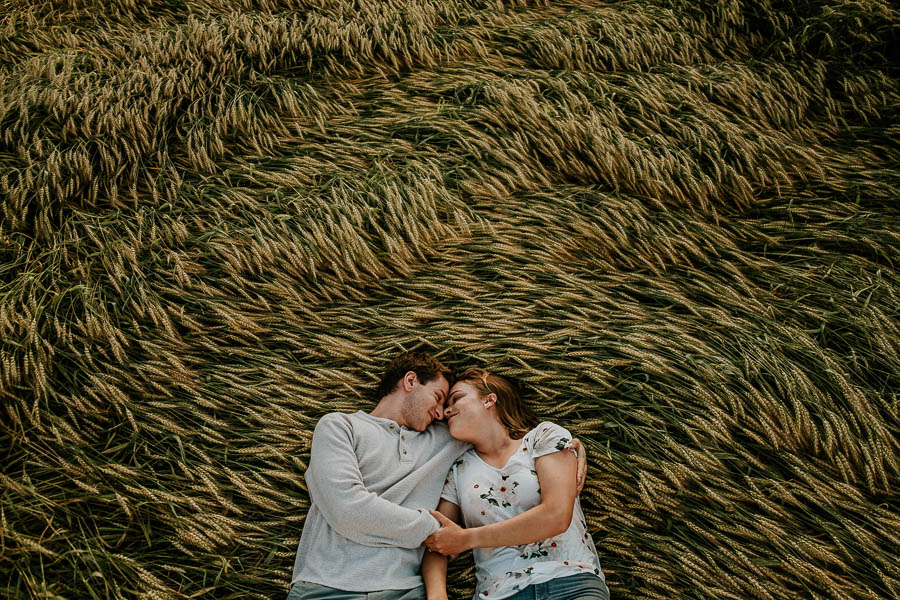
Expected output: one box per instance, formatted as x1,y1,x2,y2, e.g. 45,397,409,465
455,367,538,438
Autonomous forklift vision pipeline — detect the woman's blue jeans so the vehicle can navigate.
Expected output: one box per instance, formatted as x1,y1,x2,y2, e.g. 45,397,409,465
502,573,609,600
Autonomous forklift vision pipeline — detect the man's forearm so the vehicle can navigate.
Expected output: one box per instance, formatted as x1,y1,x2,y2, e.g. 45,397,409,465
422,550,449,600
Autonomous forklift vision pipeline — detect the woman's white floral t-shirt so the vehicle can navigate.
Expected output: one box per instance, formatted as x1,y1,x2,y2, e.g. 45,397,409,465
440,422,604,600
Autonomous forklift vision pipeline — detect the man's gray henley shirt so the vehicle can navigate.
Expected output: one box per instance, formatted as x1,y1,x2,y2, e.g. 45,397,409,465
291,411,470,592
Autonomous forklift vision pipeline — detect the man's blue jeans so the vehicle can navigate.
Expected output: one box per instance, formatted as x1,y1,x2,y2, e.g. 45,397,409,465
503,573,609,600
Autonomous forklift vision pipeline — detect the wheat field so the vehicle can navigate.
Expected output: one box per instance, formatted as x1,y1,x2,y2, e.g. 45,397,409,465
1,0,898,598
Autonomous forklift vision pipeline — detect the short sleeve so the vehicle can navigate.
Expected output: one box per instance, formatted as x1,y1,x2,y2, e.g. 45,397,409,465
531,421,575,459
440,464,459,505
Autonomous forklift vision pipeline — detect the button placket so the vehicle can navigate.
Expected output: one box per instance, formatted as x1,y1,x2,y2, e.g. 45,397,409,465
399,426,410,459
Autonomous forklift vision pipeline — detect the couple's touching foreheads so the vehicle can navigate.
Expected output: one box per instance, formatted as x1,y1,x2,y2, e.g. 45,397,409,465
289,352,609,600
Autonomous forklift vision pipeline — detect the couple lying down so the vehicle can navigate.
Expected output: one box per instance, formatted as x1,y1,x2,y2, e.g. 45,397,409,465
289,352,609,600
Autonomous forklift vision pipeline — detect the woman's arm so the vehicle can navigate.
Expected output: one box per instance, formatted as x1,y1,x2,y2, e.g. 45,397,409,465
422,499,462,600
425,450,577,555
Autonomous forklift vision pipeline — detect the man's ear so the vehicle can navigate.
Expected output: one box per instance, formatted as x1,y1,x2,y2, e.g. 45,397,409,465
403,371,418,392
484,393,497,408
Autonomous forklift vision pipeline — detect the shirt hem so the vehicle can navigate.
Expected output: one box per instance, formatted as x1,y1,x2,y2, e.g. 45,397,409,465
292,575,424,592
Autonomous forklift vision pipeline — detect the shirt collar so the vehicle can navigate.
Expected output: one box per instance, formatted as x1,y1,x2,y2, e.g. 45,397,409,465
357,410,404,431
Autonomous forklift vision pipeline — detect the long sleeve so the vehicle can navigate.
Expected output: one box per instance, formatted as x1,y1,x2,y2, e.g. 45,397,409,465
305,414,440,548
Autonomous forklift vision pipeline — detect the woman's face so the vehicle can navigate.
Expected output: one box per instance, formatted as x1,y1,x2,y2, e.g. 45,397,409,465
443,381,489,441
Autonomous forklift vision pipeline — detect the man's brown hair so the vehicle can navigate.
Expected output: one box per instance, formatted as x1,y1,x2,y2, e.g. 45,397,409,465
454,367,538,438
376,352,454,398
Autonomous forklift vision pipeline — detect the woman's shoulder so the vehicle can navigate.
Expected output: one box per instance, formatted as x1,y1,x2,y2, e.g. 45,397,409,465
453,446,480,466
527,420,572,438
526,421,574,457
447,448,485,482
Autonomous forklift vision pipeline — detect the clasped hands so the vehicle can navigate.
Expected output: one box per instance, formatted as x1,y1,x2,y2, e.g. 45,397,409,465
424,509,469,555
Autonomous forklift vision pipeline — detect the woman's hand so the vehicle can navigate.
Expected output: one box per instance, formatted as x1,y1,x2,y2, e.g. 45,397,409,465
424,510,472,555
569,438,588,493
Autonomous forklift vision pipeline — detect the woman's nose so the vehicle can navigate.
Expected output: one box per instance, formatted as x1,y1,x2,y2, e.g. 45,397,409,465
443,406,453,417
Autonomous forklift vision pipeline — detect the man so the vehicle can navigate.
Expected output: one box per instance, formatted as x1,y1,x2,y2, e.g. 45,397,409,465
289,352,583,599
289,352,464,600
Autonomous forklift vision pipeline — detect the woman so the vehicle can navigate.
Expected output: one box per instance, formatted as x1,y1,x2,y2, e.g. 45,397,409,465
422,368,608,600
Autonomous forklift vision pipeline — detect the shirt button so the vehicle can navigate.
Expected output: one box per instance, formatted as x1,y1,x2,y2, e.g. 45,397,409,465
402,449,407,454
389,424,395,429
401,435,405,440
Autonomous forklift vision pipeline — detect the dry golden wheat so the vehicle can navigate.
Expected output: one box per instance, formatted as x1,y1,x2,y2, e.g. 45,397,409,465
2,0,898,598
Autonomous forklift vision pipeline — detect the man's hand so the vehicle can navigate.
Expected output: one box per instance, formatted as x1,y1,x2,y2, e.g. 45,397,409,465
424,509,472,556
569,438,588,494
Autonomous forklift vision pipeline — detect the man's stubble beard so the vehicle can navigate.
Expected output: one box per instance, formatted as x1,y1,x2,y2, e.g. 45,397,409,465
401,398,427,431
